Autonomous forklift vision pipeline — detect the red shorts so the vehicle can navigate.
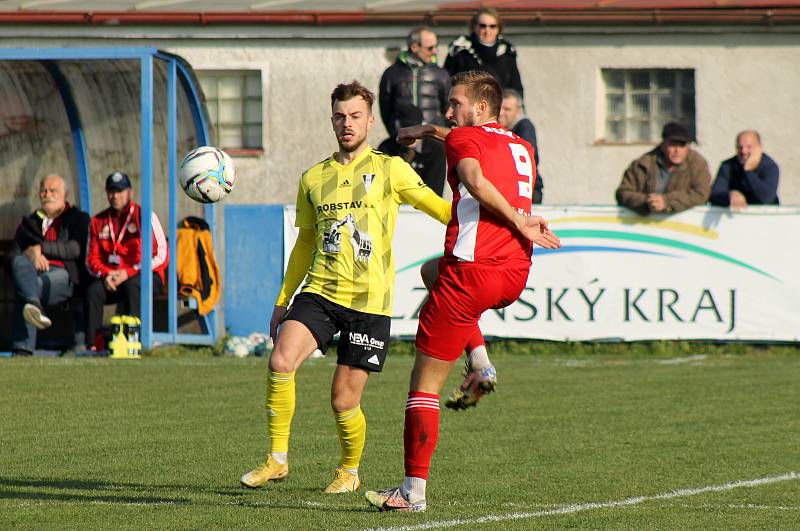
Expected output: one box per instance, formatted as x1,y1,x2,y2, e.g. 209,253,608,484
415,260,530,361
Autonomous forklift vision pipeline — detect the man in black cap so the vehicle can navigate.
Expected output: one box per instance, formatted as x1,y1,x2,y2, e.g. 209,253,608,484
615,122,711,214
84,171,169,348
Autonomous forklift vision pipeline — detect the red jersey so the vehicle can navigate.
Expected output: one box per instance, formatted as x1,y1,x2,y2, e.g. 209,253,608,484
86,200,169,282
443,122,536,265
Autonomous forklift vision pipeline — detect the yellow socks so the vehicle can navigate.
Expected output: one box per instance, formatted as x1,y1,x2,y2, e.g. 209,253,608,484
266,372,365,474
334,405,366,472
266,370,296,456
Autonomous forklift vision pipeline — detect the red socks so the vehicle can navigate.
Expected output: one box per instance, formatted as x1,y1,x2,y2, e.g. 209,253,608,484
403,391,440,479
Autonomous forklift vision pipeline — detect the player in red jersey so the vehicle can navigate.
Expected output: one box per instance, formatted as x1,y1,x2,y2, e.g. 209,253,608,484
366,71,561,512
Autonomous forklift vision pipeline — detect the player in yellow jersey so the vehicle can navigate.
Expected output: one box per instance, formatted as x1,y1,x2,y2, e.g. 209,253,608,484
240,80,451,494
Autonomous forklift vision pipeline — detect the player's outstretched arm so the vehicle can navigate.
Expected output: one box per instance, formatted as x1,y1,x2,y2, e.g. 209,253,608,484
271,227,314,339
455,157,561,248
393,158,452,225
397,124,451,146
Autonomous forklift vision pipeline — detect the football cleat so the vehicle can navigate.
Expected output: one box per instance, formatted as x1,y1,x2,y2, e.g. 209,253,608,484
239,456,288,488
365,487,426,512
23,303,52,330
444,361,497,411
324,467,361,493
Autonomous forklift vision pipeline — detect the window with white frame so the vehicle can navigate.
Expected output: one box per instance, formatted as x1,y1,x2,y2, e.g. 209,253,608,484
198,70,262,150
602,68,695,144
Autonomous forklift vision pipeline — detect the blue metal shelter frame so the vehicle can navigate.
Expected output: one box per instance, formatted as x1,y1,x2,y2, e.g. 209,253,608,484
0,47,217,348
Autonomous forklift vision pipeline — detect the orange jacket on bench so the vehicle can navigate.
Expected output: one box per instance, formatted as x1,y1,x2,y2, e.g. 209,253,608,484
176,217,220,316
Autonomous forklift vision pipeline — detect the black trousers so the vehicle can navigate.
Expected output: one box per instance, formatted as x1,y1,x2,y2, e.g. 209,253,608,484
85,273,164,345
418,139,446,197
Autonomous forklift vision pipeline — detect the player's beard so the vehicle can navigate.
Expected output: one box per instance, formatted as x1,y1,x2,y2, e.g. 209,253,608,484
456,110,479,128
337,130,367,153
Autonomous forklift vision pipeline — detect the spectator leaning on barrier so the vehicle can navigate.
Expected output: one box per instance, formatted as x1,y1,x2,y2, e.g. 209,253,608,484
379,26,451,196
444,7,524,97
615,122,711,215
9,174,90,356
709,130,779,209
498,88,544,203
84,172,168,347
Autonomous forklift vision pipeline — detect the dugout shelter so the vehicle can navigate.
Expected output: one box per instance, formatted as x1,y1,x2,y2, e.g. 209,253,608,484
0,47,219,349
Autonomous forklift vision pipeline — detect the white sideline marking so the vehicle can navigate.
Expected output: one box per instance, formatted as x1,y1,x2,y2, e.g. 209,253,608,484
363,471,800,531
656,354,708,365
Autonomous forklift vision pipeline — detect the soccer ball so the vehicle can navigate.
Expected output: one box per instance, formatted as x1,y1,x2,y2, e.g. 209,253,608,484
179,146,235,203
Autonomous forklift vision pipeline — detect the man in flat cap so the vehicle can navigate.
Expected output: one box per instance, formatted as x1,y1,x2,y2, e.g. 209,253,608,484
615,122,711,215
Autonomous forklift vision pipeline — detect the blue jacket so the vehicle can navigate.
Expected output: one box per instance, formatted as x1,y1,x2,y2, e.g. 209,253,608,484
709,153,780,206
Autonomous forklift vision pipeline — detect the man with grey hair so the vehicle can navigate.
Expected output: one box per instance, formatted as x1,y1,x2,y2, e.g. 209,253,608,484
9,174,90,355
709,130,780,209
498,89,544,203
379,26,451,195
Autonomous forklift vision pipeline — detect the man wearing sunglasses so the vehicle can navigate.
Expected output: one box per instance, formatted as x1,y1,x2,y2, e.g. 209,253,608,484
444,7,524,97
379,26,451,196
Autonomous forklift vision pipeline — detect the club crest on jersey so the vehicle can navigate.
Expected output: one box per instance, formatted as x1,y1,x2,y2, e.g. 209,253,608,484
361,173,375,192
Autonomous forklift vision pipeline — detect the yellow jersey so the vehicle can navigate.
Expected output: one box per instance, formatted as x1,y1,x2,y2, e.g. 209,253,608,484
280,147,450,316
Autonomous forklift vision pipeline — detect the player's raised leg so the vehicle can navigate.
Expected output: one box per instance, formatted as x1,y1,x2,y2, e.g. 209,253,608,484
444,326,497,410
240,319,319,488
421,257,498,410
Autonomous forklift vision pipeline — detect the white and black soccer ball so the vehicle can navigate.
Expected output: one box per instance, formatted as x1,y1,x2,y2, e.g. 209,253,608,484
179,146,235,203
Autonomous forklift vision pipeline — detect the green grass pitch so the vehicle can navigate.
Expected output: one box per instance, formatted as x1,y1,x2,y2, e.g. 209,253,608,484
1,345,798,529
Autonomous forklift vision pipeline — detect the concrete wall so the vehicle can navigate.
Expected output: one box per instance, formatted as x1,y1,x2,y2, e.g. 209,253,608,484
175,31,800,206
512,31,800,205
3,27,798,207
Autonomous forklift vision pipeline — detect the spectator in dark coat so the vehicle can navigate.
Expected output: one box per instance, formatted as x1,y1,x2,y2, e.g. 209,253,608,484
444,7,524,97
9,174,90,355
498,89,544,203
379,26,450,195
378,104,427,168
709,130,779,209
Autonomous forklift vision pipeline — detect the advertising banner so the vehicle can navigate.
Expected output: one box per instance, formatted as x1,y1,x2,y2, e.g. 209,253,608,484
285,205,800,341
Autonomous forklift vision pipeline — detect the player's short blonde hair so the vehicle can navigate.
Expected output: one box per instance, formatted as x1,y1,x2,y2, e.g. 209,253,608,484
452,71,502,117
331,81,375,112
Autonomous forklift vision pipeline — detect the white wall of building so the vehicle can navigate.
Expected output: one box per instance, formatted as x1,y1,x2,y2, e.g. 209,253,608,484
4,27,798,206
512,31,800,205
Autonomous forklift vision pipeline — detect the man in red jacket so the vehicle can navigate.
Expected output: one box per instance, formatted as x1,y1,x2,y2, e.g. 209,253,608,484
84,172,169,347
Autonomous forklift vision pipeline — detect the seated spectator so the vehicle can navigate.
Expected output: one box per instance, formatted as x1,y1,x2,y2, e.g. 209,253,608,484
615,122,711,215
709,130,779,209
444,7,524,96
85,172,169,348
9,174,90,356
498,89,544,203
